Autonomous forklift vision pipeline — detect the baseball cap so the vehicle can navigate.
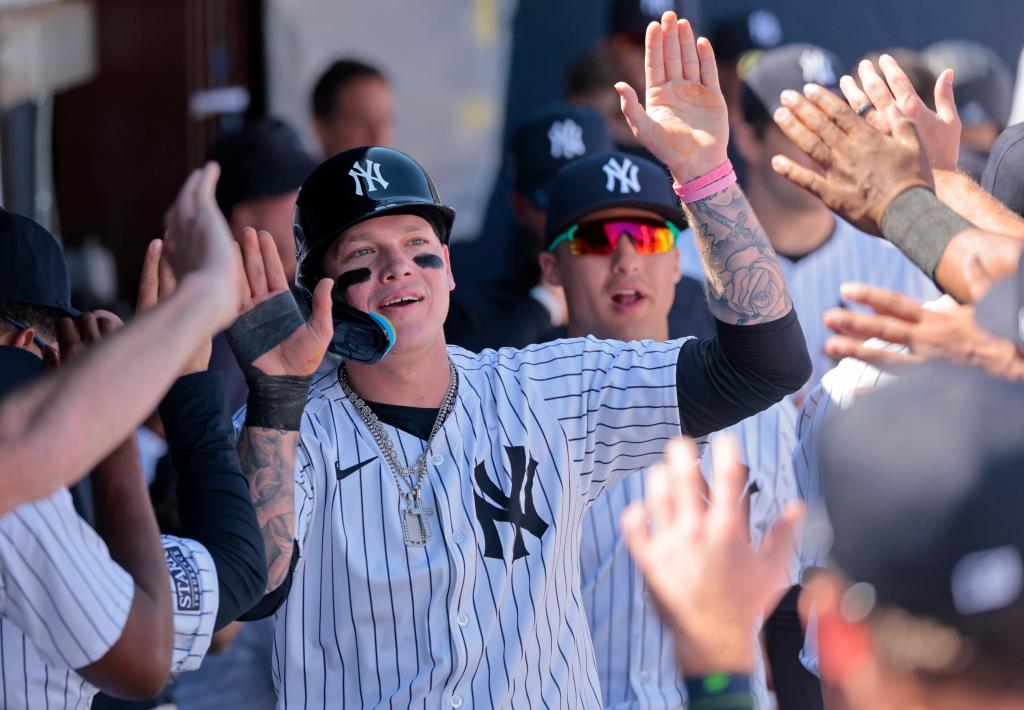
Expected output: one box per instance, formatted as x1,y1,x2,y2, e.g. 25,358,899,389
207,117,318,219
707,10,783,64
923,40,1013,128
0,208,79,317
742,43,842,117
974,250,1024,349
544,150,683,248
820,363,1024,655
609,0,698,38
981,122,1024,218
510,104,614,209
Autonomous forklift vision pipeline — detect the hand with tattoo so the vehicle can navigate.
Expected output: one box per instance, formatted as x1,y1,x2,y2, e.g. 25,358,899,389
771,84,934,236
615,10,729,182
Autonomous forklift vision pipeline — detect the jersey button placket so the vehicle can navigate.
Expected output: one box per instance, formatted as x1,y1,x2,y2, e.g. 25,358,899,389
449,694,463,708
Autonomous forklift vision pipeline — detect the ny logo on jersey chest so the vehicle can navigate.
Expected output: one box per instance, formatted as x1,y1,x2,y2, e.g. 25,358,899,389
473,445,549,561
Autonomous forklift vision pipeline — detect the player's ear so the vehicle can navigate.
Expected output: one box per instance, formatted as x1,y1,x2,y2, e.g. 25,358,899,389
442,244,455,291
538,251,563,288
12,326,36,352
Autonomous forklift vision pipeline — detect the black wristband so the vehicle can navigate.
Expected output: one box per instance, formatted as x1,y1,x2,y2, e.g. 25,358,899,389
685,673,755,709
226,291,305,377
244,373,311,431
881,187,974,282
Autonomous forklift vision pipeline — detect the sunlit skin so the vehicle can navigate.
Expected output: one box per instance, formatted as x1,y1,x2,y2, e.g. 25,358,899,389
539,207,681,342
321,214,455,406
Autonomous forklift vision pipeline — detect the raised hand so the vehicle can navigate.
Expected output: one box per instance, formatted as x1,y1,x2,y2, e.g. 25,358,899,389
136,238,211,375
615,11,729,182
822,283,1024,380
162,163,240,330
236,227,333,377
57,311,123,363
621,436,803,675
838,56,960,171
771,85,934,235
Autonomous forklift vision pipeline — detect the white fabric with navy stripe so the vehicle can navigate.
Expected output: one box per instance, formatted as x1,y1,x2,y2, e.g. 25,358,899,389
261,338,687,709
0,485,219,708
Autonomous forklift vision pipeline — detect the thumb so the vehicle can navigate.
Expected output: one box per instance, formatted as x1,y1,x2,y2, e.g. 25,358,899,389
310,277,335,340
615,82,655,140
934,69,959,124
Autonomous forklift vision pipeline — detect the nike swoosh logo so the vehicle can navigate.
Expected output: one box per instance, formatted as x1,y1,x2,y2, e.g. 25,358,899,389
335,456,378,480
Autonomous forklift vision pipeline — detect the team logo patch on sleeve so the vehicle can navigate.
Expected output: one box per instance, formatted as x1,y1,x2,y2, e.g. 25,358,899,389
165,545,202,612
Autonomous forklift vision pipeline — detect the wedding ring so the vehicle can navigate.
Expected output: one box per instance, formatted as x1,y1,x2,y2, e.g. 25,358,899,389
857,102,876,117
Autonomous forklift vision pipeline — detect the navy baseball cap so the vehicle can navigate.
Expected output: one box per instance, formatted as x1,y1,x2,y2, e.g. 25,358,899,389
0,208,78,317
208,117,318,219
510,104,614,209
544,151,683,248
923,40,1013,128
708,9,783,63
981,122,1024,219
820,363,1024,653
742,43,842,117
609,0,698,37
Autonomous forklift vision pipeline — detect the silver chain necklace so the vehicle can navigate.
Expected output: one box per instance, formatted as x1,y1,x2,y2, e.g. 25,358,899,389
339,360,459,546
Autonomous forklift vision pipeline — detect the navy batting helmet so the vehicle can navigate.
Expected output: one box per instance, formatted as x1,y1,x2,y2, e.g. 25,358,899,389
294,146,456,301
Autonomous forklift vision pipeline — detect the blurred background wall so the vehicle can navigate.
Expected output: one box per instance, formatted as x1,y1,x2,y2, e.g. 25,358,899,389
1,0,1021,304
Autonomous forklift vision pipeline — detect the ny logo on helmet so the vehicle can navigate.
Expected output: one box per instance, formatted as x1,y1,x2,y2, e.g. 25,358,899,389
548,119,585,159
348,159,390,196
602,156,641,194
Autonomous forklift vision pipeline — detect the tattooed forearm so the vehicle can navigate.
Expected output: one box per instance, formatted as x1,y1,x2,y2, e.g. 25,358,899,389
685,183,793,325
238,426,298,593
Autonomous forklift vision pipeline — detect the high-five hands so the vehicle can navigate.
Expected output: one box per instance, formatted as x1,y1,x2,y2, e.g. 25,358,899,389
615,11,729,183
621,436,803,676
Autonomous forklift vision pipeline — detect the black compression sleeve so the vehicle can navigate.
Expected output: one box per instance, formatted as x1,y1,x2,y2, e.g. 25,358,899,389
159,371,268,628
676,310,811,438
239,544,298,620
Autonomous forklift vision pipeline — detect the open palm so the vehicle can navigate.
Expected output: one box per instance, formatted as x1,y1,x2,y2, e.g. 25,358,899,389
616,11,729,183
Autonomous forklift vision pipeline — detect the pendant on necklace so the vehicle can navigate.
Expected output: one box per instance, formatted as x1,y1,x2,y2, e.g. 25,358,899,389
402,505,434,546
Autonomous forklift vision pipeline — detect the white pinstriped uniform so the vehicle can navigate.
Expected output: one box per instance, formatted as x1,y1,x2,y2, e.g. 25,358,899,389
251,338,689,709
0,487,219,708
678,217,939,393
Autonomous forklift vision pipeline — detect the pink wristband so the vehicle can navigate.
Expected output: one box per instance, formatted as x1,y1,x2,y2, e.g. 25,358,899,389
677,171,738,203
673,160,732,194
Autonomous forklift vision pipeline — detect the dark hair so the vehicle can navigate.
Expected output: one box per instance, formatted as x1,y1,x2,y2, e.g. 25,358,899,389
740,83,772,137
311,58,387,121
0,301,63,343
565,45,619,100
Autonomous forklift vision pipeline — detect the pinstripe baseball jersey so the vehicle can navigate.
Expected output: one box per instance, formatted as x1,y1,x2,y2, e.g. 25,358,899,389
254,337,688,709
0,487,219,707
678,217,939,393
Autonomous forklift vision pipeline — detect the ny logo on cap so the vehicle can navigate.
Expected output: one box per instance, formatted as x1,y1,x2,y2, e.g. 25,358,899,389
798,48,836,86
548,119,586,159
348,159,389,197
602,156,641,194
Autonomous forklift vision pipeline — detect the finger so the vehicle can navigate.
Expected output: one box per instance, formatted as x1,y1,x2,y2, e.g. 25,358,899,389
616,82,656,141
708,434,747,537
136,239,162,313
197,161,221,204
934,69,959,124
664,437,704,523
620,503,654,568
822,307,913,344
57,317,79,356
240,226,269,297
760,502,805,587
838,282,924,322
803,83,865,137
310,277,336,341
774,99,833,167
232,241,252,304
695,36,720,91
677,18,700,82
157,253,177,301
646,462,675,532
824,335,921,371
858,59,897,121
878,54,924,115
839,75,889,133
661,11,682,81
887,105,923,151
258,230,289,293
770,154,829,197
78,312,100,345
93,310,124,335
644,21,665,88
43,345,60,370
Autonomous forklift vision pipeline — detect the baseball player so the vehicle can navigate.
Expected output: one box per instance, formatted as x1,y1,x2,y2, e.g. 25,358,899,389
0,170,266,706
230,13,810,708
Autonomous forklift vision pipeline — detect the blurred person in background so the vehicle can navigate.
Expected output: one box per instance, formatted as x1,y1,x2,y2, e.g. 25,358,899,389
707,9,784,120
311,57,394,157
923,40,1014,179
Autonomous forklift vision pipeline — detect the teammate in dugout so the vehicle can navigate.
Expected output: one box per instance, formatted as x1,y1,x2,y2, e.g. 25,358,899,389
228,12,810,707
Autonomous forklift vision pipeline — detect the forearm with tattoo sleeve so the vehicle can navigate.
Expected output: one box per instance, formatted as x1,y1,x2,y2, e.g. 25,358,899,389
684,183,794,325
237,426,299,594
